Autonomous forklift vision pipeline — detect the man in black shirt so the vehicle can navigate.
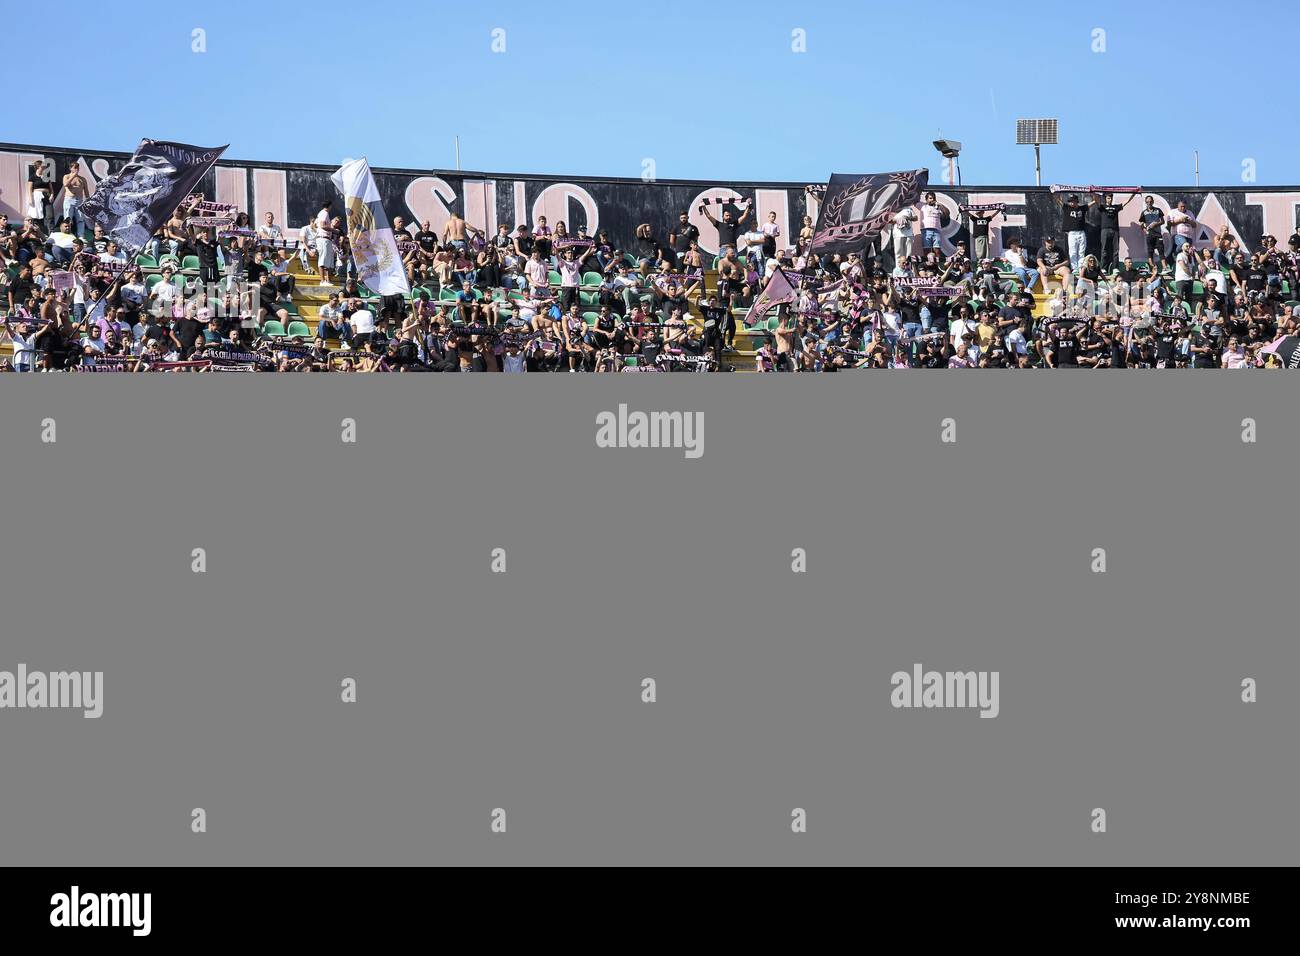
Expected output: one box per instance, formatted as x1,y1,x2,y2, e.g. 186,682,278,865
669,212,700,266
1053,192,1088,272
1036,236,1071,289
964,207,1000,262
1191,322,1222,367
1092,192,1136,274
700,199,751,256
1139,196,1166,267
1045,316,1084,367
193,227,221,285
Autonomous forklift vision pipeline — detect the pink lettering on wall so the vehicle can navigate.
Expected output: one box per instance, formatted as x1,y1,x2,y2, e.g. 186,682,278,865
215,166,248,216
462,179,497,235
531,182,599,235
1245,191,1300,241
252,168,287,232
403,176,456,235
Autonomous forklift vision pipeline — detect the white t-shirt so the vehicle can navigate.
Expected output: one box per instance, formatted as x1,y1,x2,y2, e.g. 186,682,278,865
351,309,375,334
1174,251,1194,282
893,209,917,237
10,330,35,368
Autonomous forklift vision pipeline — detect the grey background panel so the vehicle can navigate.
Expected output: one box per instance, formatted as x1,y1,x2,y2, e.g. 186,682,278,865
0,373,1295,866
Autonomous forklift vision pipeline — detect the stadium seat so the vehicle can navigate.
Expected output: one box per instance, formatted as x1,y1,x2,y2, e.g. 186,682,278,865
280,301,300,316
145,275,164,290
439,288,460,301
134,254,157,269
581,271,602,287
547,270,562,286
180,256,200,272
582,311,600,326
579,291,597,306
261,320,286,337
158,254,180,267
286,321,311,339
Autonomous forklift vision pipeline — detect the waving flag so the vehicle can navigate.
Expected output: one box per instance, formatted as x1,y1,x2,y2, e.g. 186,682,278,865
746,267,800,327
809,169,928,256
331,157,410,296
79,139,227,256
1259,335,1300,368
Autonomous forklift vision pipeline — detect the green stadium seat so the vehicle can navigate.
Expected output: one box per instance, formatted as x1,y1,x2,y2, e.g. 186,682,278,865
145,275,165,290
280,300,300,316
582,311,600,326
286,321,311,339
579,291,597,306
180,256,200,272
261,320,286,337
581,271,603,287
547,270,562,286
439,288,460,301
134,254,157,269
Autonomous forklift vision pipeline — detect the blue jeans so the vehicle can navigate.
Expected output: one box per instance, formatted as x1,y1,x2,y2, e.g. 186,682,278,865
921,228,941,249
1013,266,1038,291
63,198,85,237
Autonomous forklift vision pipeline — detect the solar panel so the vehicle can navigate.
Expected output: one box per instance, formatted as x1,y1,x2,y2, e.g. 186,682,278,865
1016,119,1058,145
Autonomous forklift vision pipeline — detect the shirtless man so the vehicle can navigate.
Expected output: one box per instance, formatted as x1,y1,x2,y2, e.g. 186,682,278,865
164,208,189,258
662,307,688,349
61,162,90,238
442,210,479,251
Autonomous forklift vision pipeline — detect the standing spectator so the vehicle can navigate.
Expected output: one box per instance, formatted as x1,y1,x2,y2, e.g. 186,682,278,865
892,206,918,265
669,212,699,265
700,199,751,256
918,192,945,251
61,161,90,238
1169,201,1198,253
28,159,54,229
1053,192,1088,272
193,228,221,286
1139,196,1166,267
1094,192,1136,273
1173,242,1196,301
965,206,1000,263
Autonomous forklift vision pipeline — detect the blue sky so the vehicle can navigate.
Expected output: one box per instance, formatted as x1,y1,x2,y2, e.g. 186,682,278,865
5,0,1296,185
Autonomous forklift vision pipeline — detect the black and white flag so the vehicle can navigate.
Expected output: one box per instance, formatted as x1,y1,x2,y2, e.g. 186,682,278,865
80,139,228,256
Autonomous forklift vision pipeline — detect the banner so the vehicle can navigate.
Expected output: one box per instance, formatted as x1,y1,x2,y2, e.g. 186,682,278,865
809,169,929,255
330,157,410,297
79,139,228,255
746,267,800,326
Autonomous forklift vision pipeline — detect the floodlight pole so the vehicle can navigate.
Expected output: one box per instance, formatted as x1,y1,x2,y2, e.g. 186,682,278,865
1034,144,1042,187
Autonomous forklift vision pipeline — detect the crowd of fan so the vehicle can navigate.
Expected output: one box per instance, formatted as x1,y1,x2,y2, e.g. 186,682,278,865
3,177,1298,371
